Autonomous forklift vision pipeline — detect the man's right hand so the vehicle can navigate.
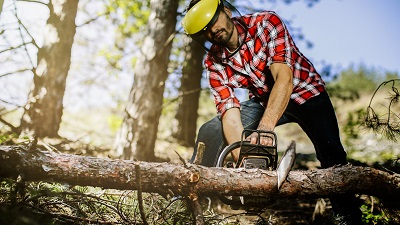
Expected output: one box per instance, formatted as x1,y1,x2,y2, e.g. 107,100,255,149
246,131,274,146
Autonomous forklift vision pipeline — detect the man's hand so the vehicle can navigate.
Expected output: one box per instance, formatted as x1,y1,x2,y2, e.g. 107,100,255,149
246,131,274,146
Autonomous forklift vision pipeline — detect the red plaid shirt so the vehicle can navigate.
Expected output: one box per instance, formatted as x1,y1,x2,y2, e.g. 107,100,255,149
205,11,325,117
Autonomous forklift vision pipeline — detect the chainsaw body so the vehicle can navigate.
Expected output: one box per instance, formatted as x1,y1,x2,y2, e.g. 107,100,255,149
215,129,278,210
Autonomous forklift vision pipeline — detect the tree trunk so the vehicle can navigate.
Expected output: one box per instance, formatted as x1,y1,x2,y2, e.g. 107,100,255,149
0,0,4,16
1,145,399,201
113,0,179,161
19,0,79,138
172,37,204,147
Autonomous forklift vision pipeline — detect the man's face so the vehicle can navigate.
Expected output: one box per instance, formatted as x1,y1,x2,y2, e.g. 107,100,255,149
204,9,234,46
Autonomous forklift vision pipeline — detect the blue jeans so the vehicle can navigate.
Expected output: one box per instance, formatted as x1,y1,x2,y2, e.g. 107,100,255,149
191,91,362,223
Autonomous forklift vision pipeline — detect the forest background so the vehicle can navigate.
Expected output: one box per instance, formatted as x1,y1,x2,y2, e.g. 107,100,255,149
0,0,399,224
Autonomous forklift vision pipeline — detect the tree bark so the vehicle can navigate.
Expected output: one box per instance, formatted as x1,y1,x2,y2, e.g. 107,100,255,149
172,37,204,147
113,0,179,161
0,145,399,201
0,0,4,16
19,0,79,138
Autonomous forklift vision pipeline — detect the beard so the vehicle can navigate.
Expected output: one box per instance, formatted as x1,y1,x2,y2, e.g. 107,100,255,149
210,28,232,45
208,14,234,46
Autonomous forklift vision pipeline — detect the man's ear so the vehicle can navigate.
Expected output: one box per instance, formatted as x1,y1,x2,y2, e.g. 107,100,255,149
223,7,232,17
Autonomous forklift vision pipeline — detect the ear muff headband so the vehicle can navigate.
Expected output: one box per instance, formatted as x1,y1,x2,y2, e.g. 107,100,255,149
182,0,223,37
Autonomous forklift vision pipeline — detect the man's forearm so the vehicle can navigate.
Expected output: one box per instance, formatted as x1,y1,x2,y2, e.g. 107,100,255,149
258,79,292,131
258,63,293,132
222,107,243,144
222,107,243,160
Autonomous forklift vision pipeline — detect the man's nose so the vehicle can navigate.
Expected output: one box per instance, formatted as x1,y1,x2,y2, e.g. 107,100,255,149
209,22,220,35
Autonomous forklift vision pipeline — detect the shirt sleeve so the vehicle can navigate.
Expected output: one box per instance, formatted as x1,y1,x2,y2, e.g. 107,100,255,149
205,61,241,118
262,12,294,69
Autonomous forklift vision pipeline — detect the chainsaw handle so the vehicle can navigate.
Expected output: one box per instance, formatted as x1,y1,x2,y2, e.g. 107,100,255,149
241,129,277,148
215,130,278,168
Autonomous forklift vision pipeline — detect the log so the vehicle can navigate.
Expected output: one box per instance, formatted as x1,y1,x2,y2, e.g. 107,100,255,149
0,145,399,200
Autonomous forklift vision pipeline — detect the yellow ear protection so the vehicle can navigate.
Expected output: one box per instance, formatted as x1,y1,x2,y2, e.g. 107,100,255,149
181,0,248,61
181,0,223,37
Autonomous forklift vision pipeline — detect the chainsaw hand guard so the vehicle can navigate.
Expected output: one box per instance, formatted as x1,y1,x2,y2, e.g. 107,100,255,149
216,129,278,169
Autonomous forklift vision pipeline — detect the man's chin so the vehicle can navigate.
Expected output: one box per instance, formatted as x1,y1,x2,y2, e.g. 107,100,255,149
211,38,228,46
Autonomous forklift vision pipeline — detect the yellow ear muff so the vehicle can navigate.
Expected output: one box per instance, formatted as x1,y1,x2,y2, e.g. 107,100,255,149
182,0,221,36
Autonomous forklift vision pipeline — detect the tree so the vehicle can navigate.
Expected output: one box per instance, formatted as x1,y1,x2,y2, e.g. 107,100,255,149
19,0,79,138
1,145,399,225
172,36,205,147
114,0,179,161
0,0,4,16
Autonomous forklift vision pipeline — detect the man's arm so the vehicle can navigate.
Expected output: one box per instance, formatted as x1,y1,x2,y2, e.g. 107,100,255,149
220,63,293,160
221,107,243,161
247,62,293,145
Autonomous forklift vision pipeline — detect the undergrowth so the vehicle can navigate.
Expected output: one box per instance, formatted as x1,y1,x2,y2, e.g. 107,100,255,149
0,179,267,225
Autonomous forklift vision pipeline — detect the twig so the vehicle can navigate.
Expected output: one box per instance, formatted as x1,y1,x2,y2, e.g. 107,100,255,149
16,0,48,7
162,88,204,108
186,194,205,225
28,133,38,151
12,1,36,67
175,150,188,168
76,11,109,27
0,42,33,54
135,164,149,225
364,79,400,141
0,68,32,78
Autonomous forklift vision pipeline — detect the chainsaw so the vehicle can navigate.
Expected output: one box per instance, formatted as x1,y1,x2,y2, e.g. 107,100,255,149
215,129,296,211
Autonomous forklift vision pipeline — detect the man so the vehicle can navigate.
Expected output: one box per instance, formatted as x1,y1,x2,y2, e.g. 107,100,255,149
182,0,362,224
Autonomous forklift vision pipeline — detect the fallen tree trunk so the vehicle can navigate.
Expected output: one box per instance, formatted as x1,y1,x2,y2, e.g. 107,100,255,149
0,145,399,200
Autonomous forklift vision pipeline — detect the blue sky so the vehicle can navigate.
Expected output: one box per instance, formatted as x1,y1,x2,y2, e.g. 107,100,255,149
269,0,400,74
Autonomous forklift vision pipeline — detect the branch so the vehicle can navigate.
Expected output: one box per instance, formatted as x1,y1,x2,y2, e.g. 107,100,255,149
0,146,399,201
16,0,48,7
0,116,19,133
0,68,32,78
76,11,109,27
0,42,34,54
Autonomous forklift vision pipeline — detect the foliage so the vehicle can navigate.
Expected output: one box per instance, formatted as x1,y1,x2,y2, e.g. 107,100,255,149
364,79,400,141
107,113,123,134
342,109,365,144
106,0,150,40
327,65,383,101
361,197,390,225
0,132,18,145
0,179,191,224
326,67,399,163
0,179,269,225
102,0,151,70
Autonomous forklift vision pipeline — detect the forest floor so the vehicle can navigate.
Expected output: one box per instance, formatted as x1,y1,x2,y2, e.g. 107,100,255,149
7,133,396,225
